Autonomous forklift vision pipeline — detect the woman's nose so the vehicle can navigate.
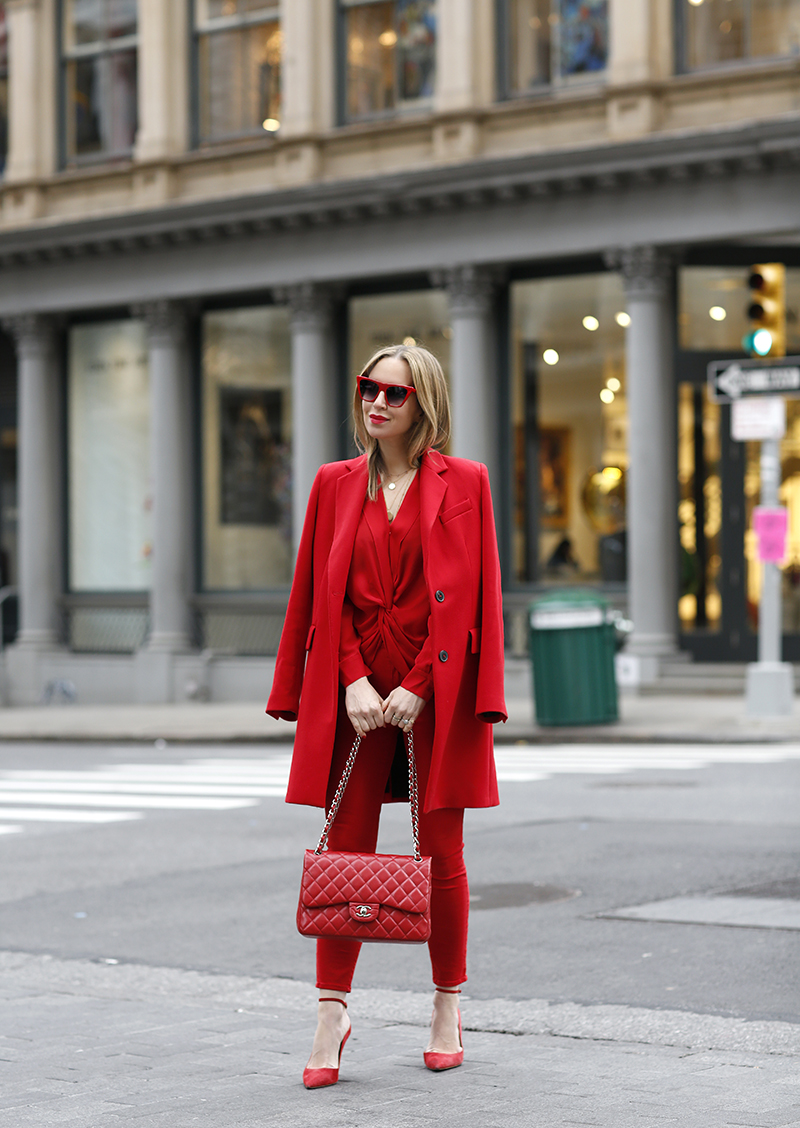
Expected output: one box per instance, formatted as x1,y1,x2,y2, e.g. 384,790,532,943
373,389,388,409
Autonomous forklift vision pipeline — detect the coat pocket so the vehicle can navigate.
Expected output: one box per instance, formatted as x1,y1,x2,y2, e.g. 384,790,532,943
440,498,473,523
469,627,481,654
305,625,316,650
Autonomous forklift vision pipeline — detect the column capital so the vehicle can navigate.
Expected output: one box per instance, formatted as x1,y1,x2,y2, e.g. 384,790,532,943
606,245,673,300
133,300,188,347
434,265,497,317
2,313,58,358
273,282,336,332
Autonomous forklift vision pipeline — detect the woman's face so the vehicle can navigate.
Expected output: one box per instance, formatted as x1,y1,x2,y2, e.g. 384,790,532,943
361,356,423,445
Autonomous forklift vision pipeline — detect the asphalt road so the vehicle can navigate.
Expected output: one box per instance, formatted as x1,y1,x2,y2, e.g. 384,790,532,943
1,738,798,1026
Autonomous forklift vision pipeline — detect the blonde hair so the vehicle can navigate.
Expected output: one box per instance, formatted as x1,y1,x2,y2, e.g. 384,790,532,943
352,344,451,501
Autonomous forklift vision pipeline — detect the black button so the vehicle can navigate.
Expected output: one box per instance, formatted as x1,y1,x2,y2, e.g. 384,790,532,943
435,590,444,602
439,650,448,662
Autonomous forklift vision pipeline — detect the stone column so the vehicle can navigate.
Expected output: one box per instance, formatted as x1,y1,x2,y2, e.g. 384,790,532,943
3,315,61,653
276,284,338,555
5,0,44,182
441,266,499,491
615,246,678,679
134,0,189,162
138,302,192,656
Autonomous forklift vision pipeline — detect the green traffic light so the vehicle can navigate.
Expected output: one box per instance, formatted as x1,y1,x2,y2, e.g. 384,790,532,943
742,329,773,356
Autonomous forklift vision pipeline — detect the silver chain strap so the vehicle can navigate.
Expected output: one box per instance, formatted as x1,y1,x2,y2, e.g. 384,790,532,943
314,729,422,862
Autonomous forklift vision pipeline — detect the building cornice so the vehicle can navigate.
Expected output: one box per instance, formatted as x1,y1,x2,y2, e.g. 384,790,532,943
0,116,799,268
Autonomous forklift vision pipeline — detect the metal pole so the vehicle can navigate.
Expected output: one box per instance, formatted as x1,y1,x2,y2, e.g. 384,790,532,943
758,439,781,665
745,434,793,716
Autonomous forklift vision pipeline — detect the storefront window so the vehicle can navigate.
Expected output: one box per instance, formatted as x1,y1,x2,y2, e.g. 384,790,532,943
510,273,627,585
677,384,722,632
349,288,450,388
341,0,436,122
62,0,138,162
681,0,800,70
68,319,151,591
503,0,608,94
202,306,292,589
195,1,281,143
680,265,800,353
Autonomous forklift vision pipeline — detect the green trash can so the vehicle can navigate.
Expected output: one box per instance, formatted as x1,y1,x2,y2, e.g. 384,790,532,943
529,589,618,726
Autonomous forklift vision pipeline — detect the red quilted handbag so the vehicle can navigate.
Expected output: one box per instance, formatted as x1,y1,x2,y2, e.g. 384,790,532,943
297,731,432,944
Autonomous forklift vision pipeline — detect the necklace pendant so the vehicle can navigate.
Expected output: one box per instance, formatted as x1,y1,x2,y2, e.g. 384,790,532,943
387,482,396,490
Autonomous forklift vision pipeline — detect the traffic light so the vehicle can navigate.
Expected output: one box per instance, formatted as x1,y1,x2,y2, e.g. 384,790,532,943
742,263,785,358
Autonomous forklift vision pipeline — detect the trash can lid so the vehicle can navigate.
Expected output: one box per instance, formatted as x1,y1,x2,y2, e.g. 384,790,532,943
529,588,611,630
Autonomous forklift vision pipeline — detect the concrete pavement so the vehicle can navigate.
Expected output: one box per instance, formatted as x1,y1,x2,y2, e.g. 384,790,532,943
0,691,798,743
4,950,800,1128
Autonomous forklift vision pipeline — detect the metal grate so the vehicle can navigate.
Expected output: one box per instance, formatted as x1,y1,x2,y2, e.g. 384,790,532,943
198,610,285,656
67,607,150,653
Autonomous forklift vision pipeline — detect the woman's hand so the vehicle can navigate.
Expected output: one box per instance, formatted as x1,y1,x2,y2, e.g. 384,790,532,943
344,677,386,735
382,687,426,732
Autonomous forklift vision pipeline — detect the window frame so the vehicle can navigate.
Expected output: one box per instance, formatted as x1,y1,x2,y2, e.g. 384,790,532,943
495,0,610,102
337,0,436,127
58,0,139,168
191,0,281,148
675,0,800,75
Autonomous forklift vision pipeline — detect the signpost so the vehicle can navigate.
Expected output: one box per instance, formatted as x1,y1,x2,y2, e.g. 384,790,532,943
708,360,795,717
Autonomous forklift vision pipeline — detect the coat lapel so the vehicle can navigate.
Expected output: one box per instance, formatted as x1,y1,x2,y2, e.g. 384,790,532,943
328,457,369,600
420,449,447,567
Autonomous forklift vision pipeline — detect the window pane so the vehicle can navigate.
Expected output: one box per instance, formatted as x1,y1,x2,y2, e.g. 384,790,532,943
508,0,551,90
397,0,436,100
558,0,608,77
64,0,104,48
108,48,137,149
108,0,137,38
66,56,104,155
68,320,151,592
346,1,396,118
684,0,800,67
198,22,280,139
202,307,292,589
349,290,451,394
678,267,750,350
510,274,628,585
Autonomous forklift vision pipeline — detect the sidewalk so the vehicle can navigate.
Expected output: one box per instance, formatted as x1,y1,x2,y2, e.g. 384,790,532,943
0,692,798,743
3,951,798,1128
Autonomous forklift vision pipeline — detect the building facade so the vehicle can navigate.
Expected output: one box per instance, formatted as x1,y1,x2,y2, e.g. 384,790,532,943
0,0,799,704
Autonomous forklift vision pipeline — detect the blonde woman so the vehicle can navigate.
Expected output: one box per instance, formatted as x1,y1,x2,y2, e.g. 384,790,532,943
268,344,506,1087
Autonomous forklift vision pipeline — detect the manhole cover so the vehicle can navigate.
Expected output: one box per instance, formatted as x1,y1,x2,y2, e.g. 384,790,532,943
469,882,580,910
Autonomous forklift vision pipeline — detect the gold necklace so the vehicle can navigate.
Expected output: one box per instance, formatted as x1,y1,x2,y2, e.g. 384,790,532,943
383,466,414,492
385,469,416,523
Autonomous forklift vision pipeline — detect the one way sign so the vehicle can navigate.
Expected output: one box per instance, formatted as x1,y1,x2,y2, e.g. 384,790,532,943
708,357,800,402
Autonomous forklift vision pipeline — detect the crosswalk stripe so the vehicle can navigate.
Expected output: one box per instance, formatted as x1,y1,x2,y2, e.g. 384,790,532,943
0,824,21,834
0,791,259,810
0,779,288,797
0,808,142,823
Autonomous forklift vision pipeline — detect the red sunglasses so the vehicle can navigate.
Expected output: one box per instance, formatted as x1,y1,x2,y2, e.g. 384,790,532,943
358,376,417,409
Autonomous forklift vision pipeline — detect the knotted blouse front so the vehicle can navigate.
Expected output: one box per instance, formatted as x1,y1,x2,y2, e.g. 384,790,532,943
339,473,433,700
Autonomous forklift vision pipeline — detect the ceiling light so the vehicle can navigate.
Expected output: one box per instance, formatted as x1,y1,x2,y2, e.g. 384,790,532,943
543,349,559,365
600,388,615,403
403,336,416,346
262,118,280,132
607,376,621,392
582,315,599,331
615,311,631,327
379,29,397,46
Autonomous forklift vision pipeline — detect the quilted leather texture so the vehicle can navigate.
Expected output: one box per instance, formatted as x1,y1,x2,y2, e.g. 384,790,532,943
297,849,432,944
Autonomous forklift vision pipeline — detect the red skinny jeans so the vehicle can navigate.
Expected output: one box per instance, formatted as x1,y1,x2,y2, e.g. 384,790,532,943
316,694,469,993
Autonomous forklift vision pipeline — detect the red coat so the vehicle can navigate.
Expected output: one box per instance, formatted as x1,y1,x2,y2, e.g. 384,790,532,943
266,449,507,812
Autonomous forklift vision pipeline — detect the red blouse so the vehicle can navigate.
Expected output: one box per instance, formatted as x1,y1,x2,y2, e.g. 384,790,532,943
338,473,434,700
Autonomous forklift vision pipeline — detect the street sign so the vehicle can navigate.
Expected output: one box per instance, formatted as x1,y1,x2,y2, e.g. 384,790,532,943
708,356,800,402
731,396,786,441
